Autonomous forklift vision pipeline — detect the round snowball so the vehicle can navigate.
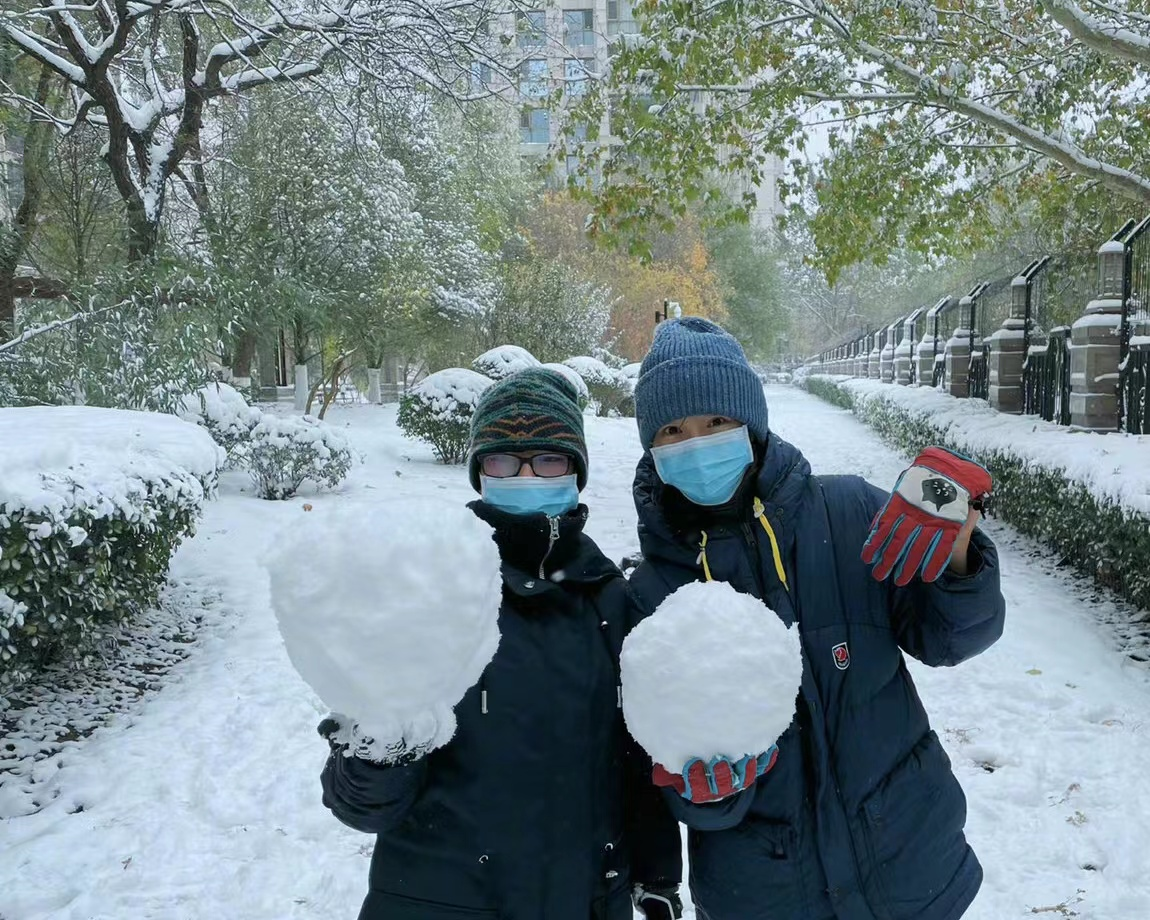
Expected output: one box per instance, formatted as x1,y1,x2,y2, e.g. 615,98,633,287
621,580,803,769
268,502,503,743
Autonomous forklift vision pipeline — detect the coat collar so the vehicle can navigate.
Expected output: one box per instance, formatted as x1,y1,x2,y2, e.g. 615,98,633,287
468,501,619,597
633,434,813,566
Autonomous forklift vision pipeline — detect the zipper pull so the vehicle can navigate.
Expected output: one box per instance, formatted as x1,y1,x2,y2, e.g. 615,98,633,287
539,516,561,579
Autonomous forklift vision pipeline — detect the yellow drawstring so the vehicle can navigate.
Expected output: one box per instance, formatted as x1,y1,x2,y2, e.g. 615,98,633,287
697,531,715,582
753,497,790,592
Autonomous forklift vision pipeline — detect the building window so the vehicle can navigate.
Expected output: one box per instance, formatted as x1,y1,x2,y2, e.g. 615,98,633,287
564,9,594,47
520,108,550,144
606,0,637,34
518,59,549,99
564,59,589,98
470,61,493,91
517,10,546,48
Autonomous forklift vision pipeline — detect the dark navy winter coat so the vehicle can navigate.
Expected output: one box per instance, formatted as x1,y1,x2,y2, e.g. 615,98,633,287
630,437,1006,920
322,503,681,920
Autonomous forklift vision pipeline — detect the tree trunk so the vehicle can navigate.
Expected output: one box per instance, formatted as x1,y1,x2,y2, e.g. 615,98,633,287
0,65,55,333
232,329,259,393
294,364,309,411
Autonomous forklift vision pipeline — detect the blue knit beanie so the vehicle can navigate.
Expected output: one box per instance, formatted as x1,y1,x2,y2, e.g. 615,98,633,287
634,317,769,449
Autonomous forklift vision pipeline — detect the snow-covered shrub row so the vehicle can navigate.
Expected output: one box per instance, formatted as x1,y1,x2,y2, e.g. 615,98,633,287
397,368,494,464
800,375,1150,610
176,382,262,460
0,407,221,691
563,356,634,418
473,345,540,381
247,415,358,500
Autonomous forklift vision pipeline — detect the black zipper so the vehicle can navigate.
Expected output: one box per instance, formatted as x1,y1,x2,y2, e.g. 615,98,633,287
741,521,769,598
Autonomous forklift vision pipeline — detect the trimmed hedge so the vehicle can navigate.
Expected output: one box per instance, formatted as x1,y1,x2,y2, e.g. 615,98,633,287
0,410,220,691
799,376,1150,610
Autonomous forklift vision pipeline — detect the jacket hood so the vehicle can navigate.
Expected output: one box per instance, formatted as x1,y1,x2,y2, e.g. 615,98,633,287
633,434,813,566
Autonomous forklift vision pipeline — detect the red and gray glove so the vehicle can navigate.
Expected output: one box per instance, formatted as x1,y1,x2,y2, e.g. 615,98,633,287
652,747,779,803
862,447,992,586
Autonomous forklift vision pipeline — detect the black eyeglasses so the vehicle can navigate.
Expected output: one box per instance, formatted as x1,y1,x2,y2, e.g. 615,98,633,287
480,453,573,479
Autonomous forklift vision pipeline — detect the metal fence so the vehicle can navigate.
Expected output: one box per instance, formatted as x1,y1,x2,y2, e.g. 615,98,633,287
1023,327,1072,425
1118,217,1150,434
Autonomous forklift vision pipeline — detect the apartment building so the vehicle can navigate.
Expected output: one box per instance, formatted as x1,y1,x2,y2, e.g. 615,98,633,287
491,1,783,232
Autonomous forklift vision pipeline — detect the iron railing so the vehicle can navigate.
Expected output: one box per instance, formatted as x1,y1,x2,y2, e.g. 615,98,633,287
1023,327,1072,424
966,282,990,400
1118,216,1150,433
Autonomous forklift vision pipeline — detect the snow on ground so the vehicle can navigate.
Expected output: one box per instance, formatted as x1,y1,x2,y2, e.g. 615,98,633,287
2,387,1150,919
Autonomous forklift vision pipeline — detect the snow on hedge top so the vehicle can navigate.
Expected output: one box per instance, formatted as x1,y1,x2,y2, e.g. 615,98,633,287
176,382,261,439
621,581,803,768
0,406,223,519
564,356,622,387
834,377,1150,515
621,362,642,380
541,362,591,401
473,345,541,380
410,369,494,421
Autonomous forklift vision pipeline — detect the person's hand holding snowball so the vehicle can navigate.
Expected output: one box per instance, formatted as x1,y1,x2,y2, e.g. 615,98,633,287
621,581,803,804
269,503,503,766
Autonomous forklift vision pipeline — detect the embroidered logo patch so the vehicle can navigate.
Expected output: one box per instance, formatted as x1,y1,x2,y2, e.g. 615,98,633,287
832,642,850,671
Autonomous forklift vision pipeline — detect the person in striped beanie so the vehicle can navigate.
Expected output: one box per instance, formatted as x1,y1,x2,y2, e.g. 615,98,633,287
321,364,684,920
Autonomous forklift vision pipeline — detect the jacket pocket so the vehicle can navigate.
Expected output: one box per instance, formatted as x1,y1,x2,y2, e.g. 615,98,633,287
856,731,973,920
688,818,811,920
359,889,499,919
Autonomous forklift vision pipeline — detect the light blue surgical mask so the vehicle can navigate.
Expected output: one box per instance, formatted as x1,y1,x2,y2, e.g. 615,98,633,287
651,426,754,506
481,474,580,518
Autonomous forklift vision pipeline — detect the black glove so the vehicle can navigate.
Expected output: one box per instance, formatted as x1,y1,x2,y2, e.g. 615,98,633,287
634,885,684,920
317,714,431,766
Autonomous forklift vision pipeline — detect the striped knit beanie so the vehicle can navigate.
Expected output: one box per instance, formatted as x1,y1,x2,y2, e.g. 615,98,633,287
468,367,588,492
634,317,769,450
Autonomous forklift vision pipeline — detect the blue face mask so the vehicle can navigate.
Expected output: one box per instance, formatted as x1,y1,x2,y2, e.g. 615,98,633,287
651,426,754,506
481,474,580,518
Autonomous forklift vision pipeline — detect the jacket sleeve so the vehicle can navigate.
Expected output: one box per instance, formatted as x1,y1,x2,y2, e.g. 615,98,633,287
321,749,428,835
890,526,1006,667
624,733,684,886
659,783,757,831
853,480,1006,667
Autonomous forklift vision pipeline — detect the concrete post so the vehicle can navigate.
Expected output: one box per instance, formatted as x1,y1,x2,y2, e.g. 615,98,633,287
1070,239,1125,431
868,332,883,378
894,311,921,385
880,323,897,383
367,368,382,404
293,364,309,411
986,275,1028,412
945,294,978,397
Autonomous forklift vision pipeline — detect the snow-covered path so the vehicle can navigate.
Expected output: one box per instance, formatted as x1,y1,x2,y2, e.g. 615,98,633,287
3,386,1150,920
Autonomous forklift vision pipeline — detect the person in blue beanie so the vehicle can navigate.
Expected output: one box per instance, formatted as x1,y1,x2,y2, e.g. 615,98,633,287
628,317,1006,920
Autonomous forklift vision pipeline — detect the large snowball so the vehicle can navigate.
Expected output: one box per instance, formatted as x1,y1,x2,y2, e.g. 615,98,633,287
621,581,803,768
268,503,503,747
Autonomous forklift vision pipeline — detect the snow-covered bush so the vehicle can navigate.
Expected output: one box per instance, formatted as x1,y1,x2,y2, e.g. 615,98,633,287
541,362,591,410
473,345,541,381
246,415,358,500
397,368,494,463
563,356,633,418
800,374,1150,611
175,382,262,460
621,581,802,768
0,407,221,691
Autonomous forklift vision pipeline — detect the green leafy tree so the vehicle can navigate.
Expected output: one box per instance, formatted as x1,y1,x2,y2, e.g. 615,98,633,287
582,0,1150,278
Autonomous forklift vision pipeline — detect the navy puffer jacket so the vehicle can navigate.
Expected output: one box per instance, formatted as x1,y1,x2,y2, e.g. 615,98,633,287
322,503,681,920
630,437,1006,920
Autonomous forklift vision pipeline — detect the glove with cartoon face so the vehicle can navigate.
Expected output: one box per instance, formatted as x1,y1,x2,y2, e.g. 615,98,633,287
862,447,992,586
